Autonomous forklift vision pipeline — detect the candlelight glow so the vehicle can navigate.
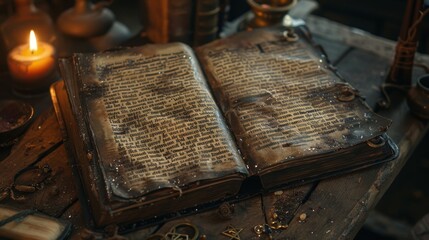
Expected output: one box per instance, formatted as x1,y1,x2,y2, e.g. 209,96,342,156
29,30,38,52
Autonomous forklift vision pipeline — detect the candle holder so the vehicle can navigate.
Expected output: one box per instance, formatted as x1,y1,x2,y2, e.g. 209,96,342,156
246,0,297,30
1,0,57,96
7,30,57,96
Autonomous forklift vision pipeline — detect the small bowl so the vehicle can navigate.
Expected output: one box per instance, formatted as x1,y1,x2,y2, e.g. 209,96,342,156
407,74,429,119
0,100,34,147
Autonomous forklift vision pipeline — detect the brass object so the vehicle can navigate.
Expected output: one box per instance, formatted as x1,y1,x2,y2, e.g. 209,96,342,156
253,224,264,236
366,136,386,148
167,223,199,240
166,223,200,240
146,224,202,240
165,232,189,240
270,220,282,230
253,224,273,239
272,212,278,219
337,86,356,102
247,0,297,29
221,225,243,240
269,220,288,230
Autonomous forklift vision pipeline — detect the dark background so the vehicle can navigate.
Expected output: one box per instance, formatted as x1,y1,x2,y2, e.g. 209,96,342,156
0,0,428,53
229,0,429,53
1,0,428,239
313,0,429,53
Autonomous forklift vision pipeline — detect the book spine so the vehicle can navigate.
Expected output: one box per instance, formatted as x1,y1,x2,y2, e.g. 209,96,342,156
193,0,220,46
168,0,193,44
143,0,193,44
142,0,169,43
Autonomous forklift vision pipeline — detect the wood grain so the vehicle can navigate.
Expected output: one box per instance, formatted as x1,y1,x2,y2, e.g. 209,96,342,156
278,40,429,239
0,109,63,191
151,196,267,240
3,145,78,217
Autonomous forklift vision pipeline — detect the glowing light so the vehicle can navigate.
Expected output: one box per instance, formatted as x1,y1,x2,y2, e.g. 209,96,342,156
29,30,38,52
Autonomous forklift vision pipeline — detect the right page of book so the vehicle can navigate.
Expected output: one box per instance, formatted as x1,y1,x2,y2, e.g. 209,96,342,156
197,27,391,173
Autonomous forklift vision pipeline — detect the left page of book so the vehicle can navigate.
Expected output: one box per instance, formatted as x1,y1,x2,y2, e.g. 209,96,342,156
66,43,248,200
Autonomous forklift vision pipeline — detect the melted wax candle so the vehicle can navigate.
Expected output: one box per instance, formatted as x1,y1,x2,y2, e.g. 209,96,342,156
7,30,55,93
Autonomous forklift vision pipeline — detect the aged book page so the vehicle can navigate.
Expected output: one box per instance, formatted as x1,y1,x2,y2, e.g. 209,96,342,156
197,29,391,172
73,43,248,199
0,206,70,240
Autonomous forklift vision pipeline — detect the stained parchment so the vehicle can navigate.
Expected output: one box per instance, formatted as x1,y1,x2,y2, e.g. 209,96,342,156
74,43,247,199
197,29,391,172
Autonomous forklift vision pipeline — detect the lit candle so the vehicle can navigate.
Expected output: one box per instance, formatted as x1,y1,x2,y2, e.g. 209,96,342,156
7,30,56,92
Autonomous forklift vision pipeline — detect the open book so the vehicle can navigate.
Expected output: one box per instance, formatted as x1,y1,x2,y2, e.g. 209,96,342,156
51,26,398,228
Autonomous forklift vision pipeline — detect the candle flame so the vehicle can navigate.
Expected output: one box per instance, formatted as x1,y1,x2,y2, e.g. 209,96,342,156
29,30,38,53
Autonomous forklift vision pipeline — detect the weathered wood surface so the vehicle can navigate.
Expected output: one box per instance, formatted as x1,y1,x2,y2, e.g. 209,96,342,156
0,17,428,240
0,109,63,191
271,33,428,240
0,109,77,218
4,146,77,217
144,29,428,239
151,197,266,240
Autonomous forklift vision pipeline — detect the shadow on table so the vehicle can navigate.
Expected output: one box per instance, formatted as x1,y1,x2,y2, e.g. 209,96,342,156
356,133,429,240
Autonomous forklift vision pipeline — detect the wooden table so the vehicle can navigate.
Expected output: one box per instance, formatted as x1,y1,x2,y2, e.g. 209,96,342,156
1,16,428,240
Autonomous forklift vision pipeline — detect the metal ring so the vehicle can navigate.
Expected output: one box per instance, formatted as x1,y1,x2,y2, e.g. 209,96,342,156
169,223,199,240
270,220,283,230
283,30,299,42
367,136,386,148
337,87,356,102
253,224,264,236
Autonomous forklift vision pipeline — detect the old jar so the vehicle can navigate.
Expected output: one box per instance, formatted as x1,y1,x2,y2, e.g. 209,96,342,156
407,74,429,119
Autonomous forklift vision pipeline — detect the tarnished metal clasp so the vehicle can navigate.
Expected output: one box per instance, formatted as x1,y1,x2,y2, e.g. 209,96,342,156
337,85,356,102
168,223,199,240
367,135,386,148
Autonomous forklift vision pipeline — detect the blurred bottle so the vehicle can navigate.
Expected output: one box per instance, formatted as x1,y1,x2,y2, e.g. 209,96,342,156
0,0,56,52
0,0,13,71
